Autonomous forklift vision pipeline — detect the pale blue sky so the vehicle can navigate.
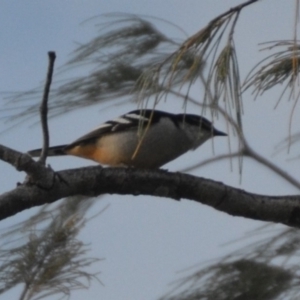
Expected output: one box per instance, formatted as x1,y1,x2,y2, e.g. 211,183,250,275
0,1,299,299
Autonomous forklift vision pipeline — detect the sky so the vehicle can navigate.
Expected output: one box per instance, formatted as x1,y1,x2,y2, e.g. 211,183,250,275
0,0,299,299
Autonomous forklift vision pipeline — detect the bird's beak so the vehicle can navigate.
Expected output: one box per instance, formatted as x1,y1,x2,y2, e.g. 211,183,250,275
213,129,227,136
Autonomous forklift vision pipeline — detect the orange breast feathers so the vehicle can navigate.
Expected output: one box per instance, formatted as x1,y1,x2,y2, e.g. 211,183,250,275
65,134,129,166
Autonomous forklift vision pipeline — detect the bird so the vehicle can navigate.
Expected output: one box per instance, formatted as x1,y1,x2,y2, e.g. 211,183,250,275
28,109,227,168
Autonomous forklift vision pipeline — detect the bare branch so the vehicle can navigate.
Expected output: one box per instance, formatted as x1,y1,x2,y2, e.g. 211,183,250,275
0,144,55,186
0,162,300,228
39,52,56,165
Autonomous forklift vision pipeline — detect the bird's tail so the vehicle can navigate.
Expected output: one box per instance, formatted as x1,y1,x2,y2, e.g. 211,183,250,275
28,145,68,157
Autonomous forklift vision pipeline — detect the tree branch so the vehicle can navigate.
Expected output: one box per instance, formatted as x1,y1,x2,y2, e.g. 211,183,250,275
39,51,56,164
0,144,55,185
0,161,300,228
211,0,259,22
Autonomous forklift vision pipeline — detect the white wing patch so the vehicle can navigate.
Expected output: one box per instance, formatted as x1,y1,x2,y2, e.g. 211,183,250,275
87,112,150,134
113,117,131,124
91,123,112,131
125,113,149,121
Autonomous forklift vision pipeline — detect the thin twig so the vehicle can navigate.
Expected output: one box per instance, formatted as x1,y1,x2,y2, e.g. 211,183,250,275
19,283,29,300
210,0,259,24
199,72,300,190
183,0,259,48
243,143,300,190
181,151,241,173
39,51,56,165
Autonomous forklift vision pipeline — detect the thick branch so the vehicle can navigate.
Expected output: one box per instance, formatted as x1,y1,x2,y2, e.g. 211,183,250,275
0,144,54,184
0,164,299,228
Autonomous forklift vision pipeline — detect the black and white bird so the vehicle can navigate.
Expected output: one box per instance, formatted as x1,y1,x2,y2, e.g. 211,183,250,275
28,109,226,168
